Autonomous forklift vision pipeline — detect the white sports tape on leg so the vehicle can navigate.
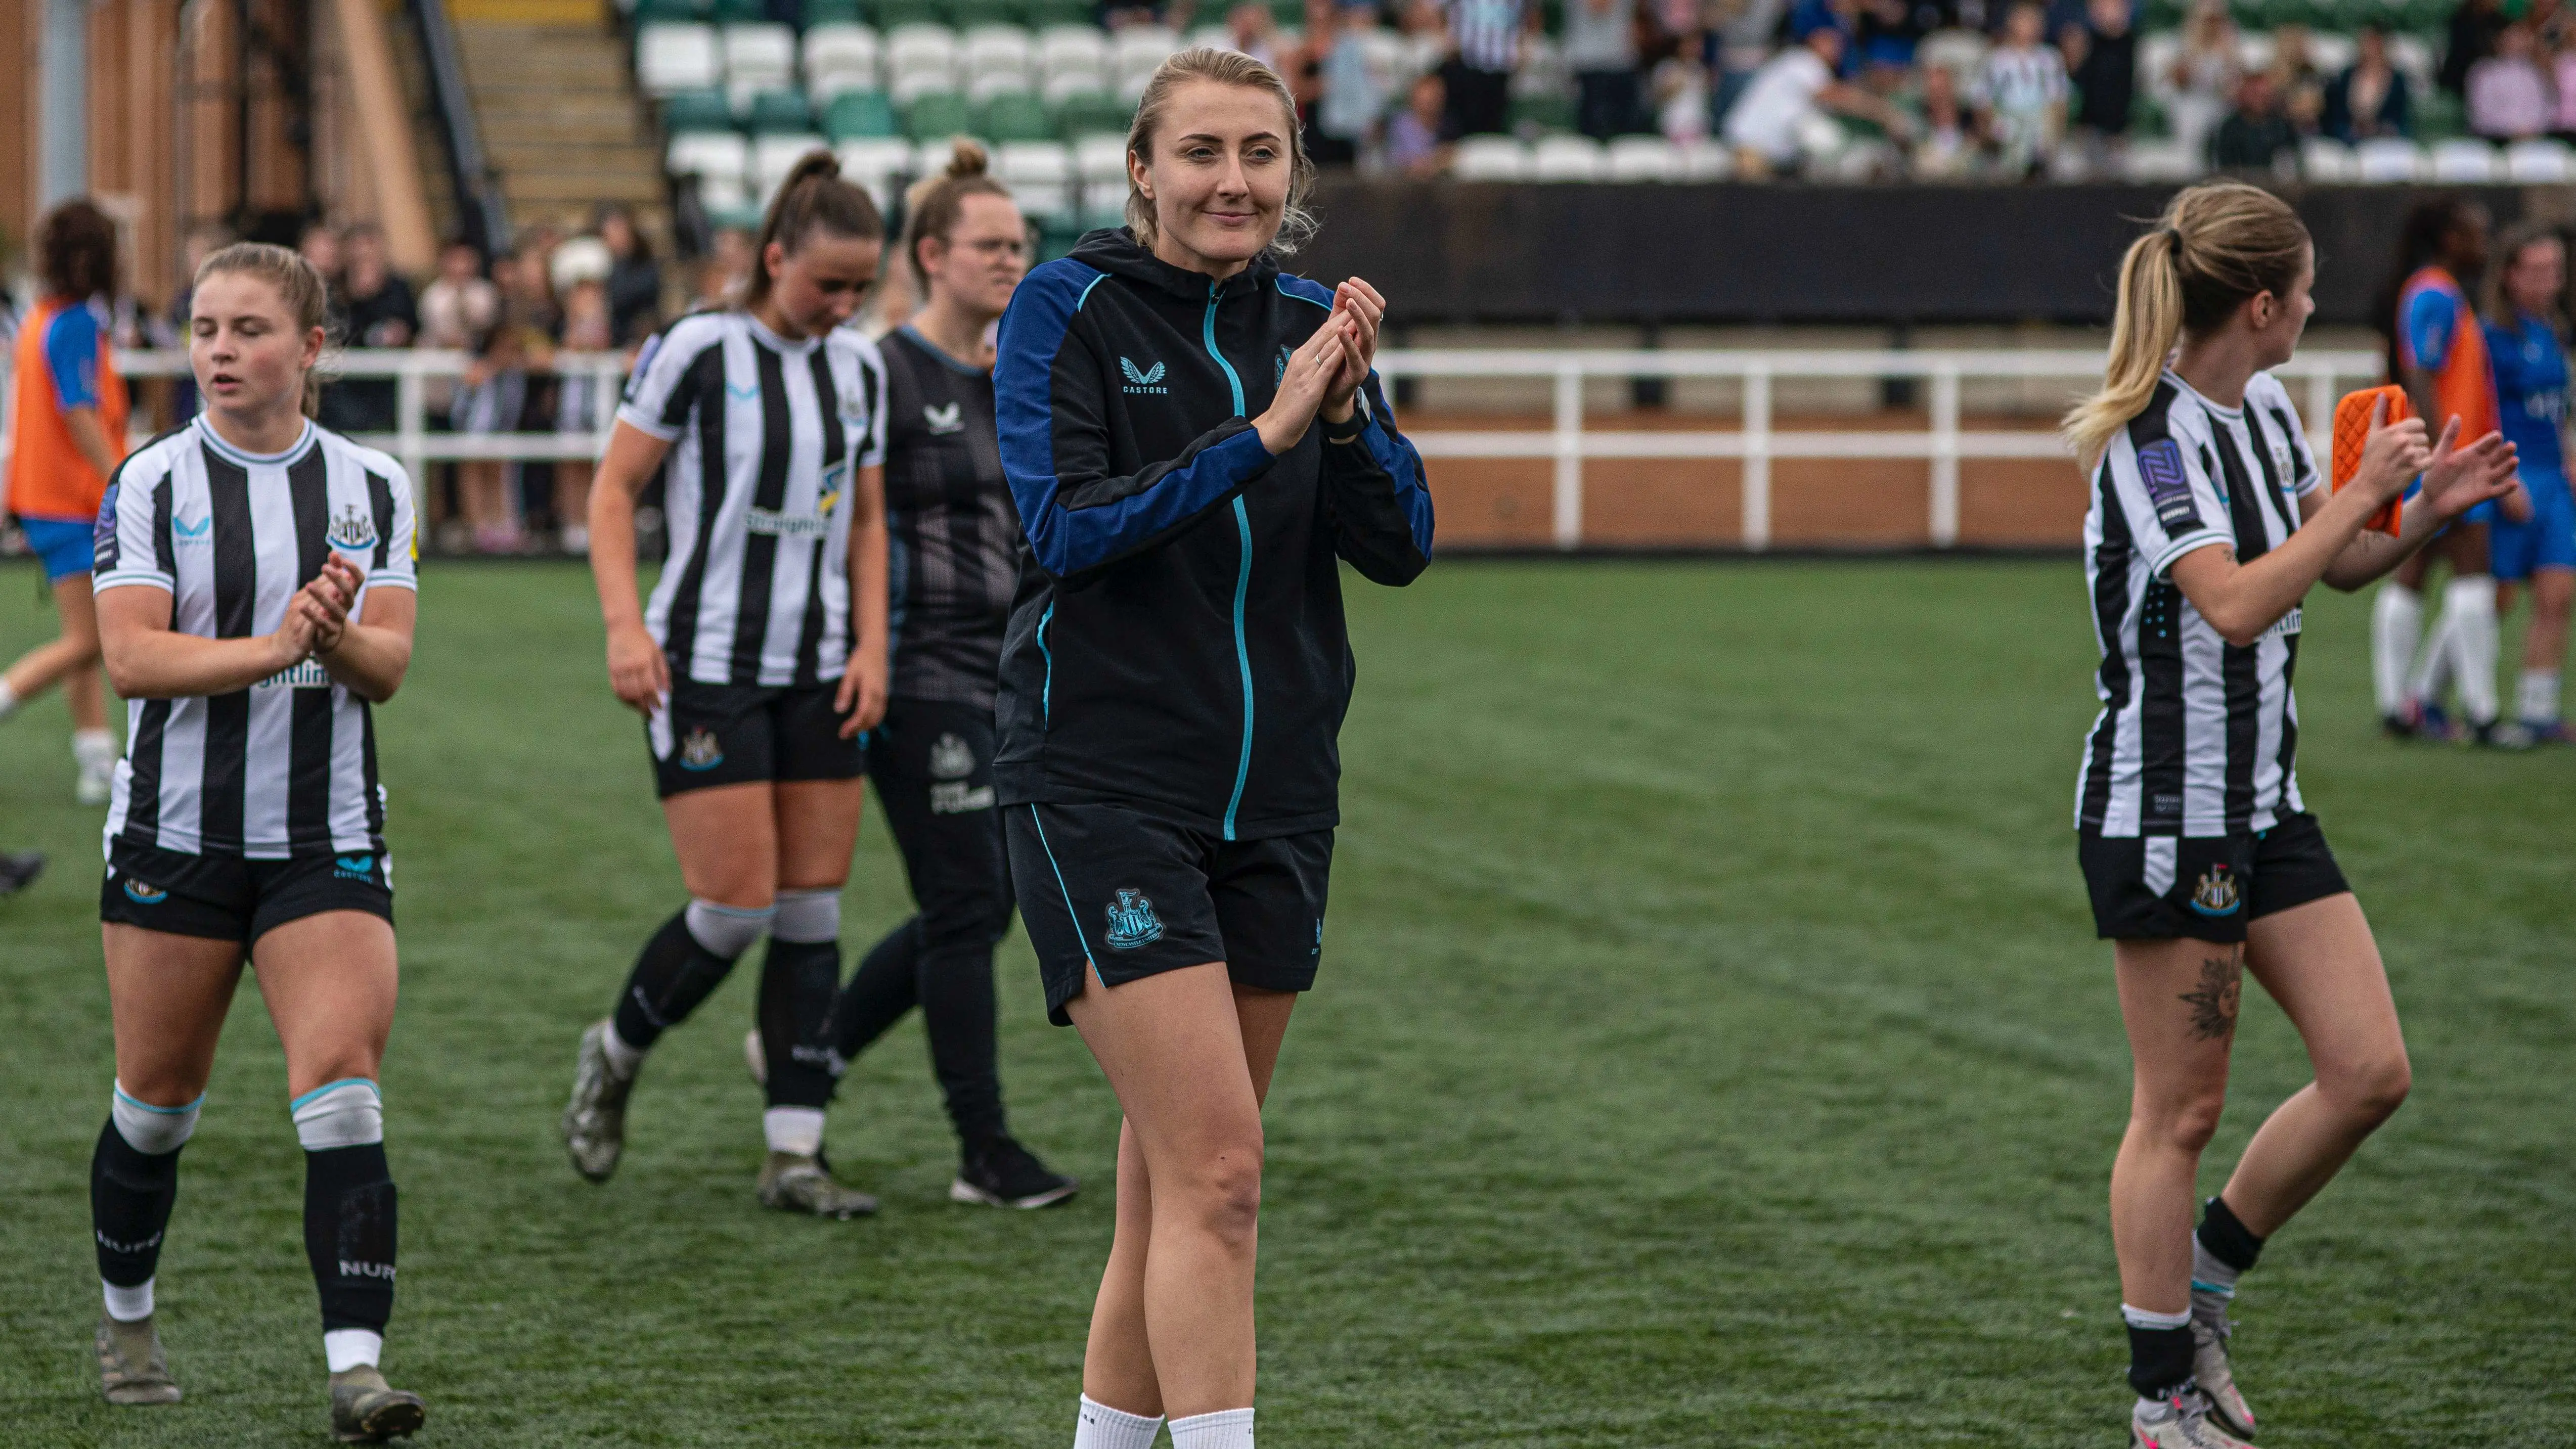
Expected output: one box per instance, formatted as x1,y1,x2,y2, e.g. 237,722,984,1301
770,888,841,944
685,899,775,959
291,1079,384,1150
111,1080,203,1156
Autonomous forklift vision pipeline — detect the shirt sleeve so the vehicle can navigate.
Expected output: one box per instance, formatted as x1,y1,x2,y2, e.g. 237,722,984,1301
92,454,175,595
43,304,103,412
2106,421,2232,579
2403,287,2457,373
360,459,421,594
855,346,889,470
614,319,714,441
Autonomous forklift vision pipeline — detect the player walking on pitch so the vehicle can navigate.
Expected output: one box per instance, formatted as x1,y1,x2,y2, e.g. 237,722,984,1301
774,141,1077,1208
86,243,426,1441
562,152,893,1217
2064,184,2518,1448
2479,222,2576,741
993,49,1432,1449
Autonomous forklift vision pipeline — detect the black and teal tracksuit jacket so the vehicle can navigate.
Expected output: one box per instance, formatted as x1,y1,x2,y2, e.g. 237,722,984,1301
990,228,1434,840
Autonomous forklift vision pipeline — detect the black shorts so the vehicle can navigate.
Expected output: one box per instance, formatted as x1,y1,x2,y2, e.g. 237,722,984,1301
99,839,395,944
2078,811,2350,943
648,679,864,799
1006,800,1333,1027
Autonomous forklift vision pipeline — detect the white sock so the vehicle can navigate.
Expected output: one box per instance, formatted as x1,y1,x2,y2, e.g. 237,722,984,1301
2372,583,2423,715
324,1328,383,1373
600,1019,645,1076
1169,1407,1254,1449
2409,600,2457,708
2190,1237,2242,1298
2519,667,2561,723
1072,1394,1165,1449
103,1278,154,1322
2446,574,2501,724
763,1106,825,1156
73,727,116,772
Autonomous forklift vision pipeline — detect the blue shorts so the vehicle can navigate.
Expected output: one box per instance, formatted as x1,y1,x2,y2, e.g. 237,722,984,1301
19,515,97,582
2400,479,2498,528
2491,469,2576,581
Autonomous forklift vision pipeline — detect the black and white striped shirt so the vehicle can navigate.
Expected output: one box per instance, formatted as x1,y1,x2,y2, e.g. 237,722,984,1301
880,326,1019,708
1447,0,1526,73
2078,371,2319,839
618,310,889,687
94,417,420,858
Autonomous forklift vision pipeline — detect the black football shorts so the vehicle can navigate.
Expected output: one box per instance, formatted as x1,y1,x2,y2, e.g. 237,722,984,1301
2078,811,2349,942
647,679,864,799
100,839,395,944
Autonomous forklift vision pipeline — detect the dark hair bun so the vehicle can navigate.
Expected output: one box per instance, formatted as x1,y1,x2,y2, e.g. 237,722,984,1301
944,139,991,179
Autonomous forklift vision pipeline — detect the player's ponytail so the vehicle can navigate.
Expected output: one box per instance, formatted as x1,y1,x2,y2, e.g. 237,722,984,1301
193,241,339,419
2063,183,2310,471
745,149,885,311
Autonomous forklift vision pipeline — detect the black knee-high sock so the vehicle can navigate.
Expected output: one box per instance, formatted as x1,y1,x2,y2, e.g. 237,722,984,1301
916,922,1007,1147
2127,1323,2196,1396
760,937,842,1109
829,917,924,1063
92,1121,183,1292
2196,1195,2266,1275
612,909,742,1051
303,1144,396,1334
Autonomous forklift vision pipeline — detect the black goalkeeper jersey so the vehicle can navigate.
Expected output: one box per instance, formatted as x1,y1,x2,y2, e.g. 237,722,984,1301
880,325,1020,708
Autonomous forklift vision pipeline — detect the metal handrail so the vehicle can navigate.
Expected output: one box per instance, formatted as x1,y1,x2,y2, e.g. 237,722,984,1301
17,347,2388,553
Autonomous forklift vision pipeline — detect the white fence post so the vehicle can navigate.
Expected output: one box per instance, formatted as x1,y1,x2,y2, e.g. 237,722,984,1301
2305,367,2337,454
1742,366,1771,552
1929,364,1961,549
1551,365,1583,551
396,361,427,491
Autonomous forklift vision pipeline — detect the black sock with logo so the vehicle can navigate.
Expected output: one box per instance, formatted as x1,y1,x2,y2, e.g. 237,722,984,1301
303,1144,396,1333
92,1120,183,1293
759,938,842,1109
612,909,740,1052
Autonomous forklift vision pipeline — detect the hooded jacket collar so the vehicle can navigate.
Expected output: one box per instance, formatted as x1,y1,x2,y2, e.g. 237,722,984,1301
1069,228,1281,304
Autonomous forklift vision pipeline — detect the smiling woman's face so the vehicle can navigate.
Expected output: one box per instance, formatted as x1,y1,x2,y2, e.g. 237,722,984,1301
1132,79,1293,276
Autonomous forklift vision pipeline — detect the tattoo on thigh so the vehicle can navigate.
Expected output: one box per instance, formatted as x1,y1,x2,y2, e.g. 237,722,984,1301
2180,949,2244,1041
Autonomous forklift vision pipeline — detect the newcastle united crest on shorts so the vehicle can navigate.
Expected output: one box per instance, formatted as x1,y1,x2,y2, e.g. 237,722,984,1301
929,733,974,781
1103,888,1164,951
2189,863,2242,917
326,502,378,553
679,728,725,772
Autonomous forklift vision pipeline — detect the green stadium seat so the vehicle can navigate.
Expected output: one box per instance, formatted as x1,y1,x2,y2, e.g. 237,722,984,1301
1021,0,1096,26
907,89,976,139
805,0,867,19
874,0,948,23
1267,0,1305,28
1052,88,1131,139
708,0,766,20
634,0,712,20
745,87,815,132
823,88,902,138
950,0,1024,26
661,87,736,133
1039,223,1085,261
1507,92,1575,134
2416,86,2467,139
979,90,1056,140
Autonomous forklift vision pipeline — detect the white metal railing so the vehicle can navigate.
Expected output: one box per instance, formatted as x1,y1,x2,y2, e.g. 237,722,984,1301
7,347,2387,552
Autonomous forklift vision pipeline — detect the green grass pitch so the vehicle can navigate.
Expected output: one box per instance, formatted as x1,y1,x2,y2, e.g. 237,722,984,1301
0,558,2569,1446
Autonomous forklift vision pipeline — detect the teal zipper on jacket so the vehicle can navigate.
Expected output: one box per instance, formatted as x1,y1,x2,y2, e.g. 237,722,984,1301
1206,279,1254,841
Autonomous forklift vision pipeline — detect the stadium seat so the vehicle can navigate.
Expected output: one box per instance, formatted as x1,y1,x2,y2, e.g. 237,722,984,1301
2428,138,2500,182
874,0,948,26
1023,0,1097,29
1917,25,1988,83
823,89,902,139
2136,30,2183,101
1072,130,1130,219
996,140,1077,224
1604,134,1680,181
2305,29,2357,73
2234,30,2275,74
1053,89,1133,141
2505,137,2574,182
1450,135,1530,181
906,89,976,140
835,135,918,206
1113,26,1183,102
1507,91,1577,135
659,87,735,133
1351,28,1411,99
2298,136,2355,182
634,0,712,19
668,129,750,185
887,23,962,101
707,0,765,21
803,23,883,98
1517,35,1567,97
753,133,833,199
638,23,722,96
1529,134,1605,181
1037,24,1111,94
978,90,1055,140
720,22,798,94
1673,138,1734,180
951,0,1023,28
804,0,866,20
2120,139,2202,181
2354,137,2426,181
964,25,1037,101
746,88,815,132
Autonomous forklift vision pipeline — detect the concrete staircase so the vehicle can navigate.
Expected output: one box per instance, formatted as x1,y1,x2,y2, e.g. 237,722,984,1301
451,16,674,253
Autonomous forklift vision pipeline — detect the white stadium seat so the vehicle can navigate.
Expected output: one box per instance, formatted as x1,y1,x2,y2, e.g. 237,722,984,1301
834,136,917,208
1113,26,1182,101
1605,134,1681,181
2506,138,2573,182
2305,31,2357,74
996,140,1075,223
2121,139,2202,182
1037,25,1109,95
1529,134,1605,182
638,23,720,96
720,23,798,93
1674,138,1733,180
668,130,749,182
2386,34,2435,90
913,138,986,175
753,133,832,199
803,24,882,97
2429,138,2501,182
1450,135,1529,182
1187,23,1234,51
963,25,1034,97
2355,137,2425,182
2135,30,2182,100
1919,26,1989,84
886,23,961,95
1074,131,1131,183
2234,31,2275,75
2298,137,2355,183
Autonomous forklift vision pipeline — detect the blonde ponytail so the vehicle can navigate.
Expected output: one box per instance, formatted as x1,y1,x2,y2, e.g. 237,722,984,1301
2063,183,2311,471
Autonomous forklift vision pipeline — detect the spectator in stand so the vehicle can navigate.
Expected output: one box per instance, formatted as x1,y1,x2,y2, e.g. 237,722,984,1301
1227,0,1291,71
1707,0,1792,127
2470,21,2553,138
2210,67,2297,170
1568,0,1645,138
454,248,541,554
1441,0,1536,137
2324,25,2413,141
1387,69,1455,172
2164,0,2240,160
595,205,663,347
1315,0,1389,163
418,238,499,545
2065,0,2136,164
699,225,757,308
2269,25,2328,134
1653,48,1715,140
325,222,418,437
298,221,349,335
552,278,612,557
2443,0,2505,94
1974,1,2069,177
1911,61,1981,175
1721,19,1914,176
